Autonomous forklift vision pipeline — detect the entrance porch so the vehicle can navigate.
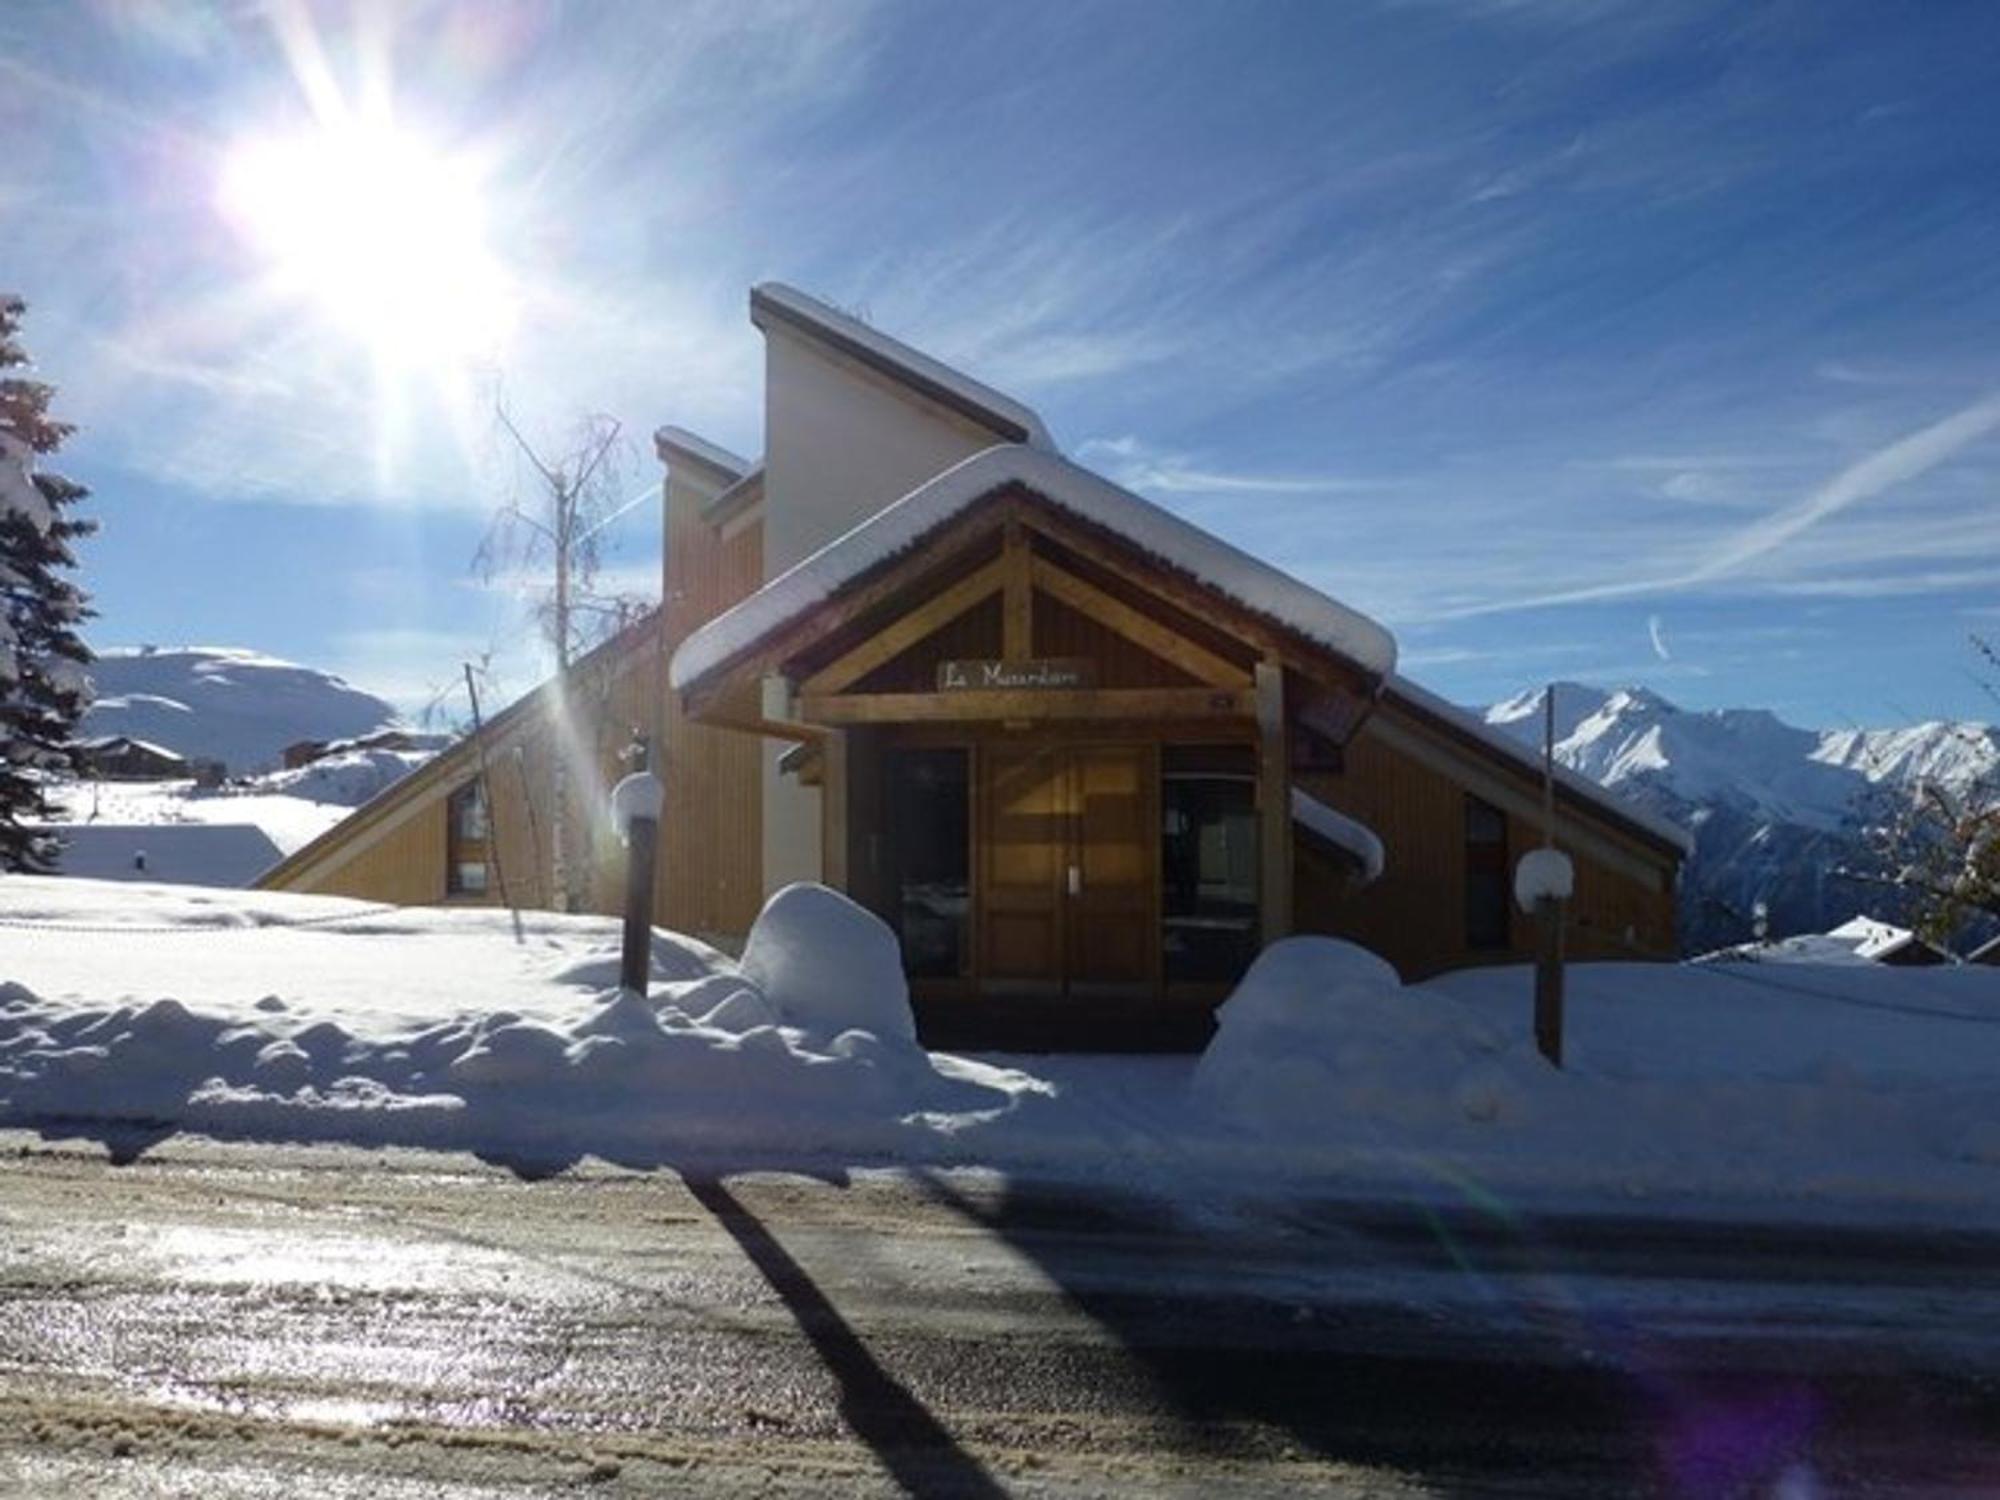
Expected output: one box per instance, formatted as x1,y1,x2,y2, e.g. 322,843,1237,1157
671,472,1390,1049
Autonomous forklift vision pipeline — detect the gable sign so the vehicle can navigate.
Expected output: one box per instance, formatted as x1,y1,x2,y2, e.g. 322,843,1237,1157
936,658,1097,692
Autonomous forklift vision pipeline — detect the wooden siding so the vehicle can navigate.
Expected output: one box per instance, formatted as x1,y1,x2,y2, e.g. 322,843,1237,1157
1031,593,1199,689
659,489,765,941
266,483,767,943
1292,703,1678,979
281,632,667,913
853,595,1004,693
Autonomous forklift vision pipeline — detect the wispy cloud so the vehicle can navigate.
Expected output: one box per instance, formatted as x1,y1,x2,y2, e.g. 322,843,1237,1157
1647,613,1671,660
1077,436,1398,497
1429,390,2000,619
1697,390,2000,581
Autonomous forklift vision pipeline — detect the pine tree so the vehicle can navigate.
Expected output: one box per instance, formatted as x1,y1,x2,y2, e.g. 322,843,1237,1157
0,296,94,871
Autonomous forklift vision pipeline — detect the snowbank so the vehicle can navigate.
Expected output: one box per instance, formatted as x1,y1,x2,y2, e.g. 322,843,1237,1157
1195,936,2000,1214
7,878,2000,1223
741,882,916,1043
0,878,1026,1169
1195,938,1517,1135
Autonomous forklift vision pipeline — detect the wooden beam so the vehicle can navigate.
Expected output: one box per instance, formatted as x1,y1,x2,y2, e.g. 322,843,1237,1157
820,729,849,892
1256,660,1292,948
800,554,1009,697
688,505,1012,696
1002,518,1033,660
1020,499,1375,694
797,685,1254,725
1029,556,1249,688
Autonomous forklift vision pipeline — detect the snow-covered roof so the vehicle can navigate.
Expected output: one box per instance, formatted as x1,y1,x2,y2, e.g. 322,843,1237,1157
1385,675,1695,855
653,425,752,480
670,445,1398,691
1825,915,1935,963
79,735,187,760
751,283,1056,453
1289,787,1384,885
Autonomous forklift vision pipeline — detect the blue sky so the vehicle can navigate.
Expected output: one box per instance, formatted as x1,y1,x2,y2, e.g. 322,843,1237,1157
3,0,1998,729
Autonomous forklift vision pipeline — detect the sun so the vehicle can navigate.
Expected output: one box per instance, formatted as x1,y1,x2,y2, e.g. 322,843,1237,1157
218,119,515,371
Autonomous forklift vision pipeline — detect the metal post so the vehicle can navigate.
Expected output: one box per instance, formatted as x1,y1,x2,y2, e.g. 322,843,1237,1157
613,744,663,996
1534,684,1565,1067
620,812,659,995
1534,893,1565,1067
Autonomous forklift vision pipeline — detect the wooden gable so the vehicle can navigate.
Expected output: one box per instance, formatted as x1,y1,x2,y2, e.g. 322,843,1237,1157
681,485,1378,740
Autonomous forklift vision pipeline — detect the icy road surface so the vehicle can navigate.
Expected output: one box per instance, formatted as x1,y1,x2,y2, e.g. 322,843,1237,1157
2,1134,1998,1496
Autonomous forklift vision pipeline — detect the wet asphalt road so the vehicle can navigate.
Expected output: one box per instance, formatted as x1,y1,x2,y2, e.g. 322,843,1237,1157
1,1131,1997,1497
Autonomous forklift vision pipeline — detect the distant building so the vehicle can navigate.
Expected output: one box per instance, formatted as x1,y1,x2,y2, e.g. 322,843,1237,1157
1822,915,1954,967
76,736,190,782
283,728,432,770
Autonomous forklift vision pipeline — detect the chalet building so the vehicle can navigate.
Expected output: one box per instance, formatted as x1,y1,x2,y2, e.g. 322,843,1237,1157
76,735,190,782
258,284,1689,1047
282,729,432,770
1821,915,1954,968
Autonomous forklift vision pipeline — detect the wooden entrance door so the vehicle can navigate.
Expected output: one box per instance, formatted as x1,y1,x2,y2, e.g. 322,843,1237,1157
978,744,1155,995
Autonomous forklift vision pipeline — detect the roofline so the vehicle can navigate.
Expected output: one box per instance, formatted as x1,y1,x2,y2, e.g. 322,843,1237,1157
701,462,765,523
254,612,664,892
1383,675,1695,858
653,426,752,484
669,444,1398,693
749,283,1054,452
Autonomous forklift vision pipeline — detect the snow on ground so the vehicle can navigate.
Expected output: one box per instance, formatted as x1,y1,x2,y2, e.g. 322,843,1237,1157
3,877,1999,1222
0,877,1041,1171
1199,937,2000,1219
36,747,436,886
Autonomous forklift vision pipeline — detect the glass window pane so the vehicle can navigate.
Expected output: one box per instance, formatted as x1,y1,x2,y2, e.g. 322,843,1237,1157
883,748,969,979
1161,744,1259,984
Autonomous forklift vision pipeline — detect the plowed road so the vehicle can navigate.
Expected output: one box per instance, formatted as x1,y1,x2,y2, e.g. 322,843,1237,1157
1,1132,1996,1496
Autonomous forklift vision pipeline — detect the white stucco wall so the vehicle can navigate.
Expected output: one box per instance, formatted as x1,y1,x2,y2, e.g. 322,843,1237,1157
757,323,1016,898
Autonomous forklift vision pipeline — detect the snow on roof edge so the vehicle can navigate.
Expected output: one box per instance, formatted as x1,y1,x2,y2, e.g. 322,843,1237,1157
670,445,1397,691
751,283,1056,453
1290,787,1385,885
701,462,766,520
1386,674,1695,855
654,426,752,479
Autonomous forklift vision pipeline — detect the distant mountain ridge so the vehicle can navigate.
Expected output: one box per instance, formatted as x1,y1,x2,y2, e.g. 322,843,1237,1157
1482,682,2000,952
83,646,403,774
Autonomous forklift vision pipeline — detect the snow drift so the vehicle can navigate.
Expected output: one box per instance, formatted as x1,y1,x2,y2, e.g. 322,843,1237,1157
5,879,2000,1220
0,878,1026,1170
1197,935,2000,1210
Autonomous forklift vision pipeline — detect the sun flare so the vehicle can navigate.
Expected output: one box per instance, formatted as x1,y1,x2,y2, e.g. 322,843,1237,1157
218,120,515,371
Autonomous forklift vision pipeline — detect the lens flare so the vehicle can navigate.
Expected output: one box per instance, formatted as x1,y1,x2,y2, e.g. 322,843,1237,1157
218,119,515,372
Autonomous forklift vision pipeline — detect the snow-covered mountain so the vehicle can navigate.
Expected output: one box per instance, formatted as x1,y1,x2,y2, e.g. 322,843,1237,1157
83,646,403,773
1483,683,2000,952
37,646,447,889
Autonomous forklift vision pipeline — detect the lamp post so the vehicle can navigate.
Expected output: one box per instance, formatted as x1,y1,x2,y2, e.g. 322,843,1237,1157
609,752,664,996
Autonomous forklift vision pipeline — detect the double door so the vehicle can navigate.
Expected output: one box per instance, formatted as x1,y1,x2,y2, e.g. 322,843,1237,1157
979,743,1155,996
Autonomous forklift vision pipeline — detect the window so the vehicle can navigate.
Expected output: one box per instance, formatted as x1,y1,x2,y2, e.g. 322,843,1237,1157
1464,794,1509,949
881,748,970,978
1161,744,1260,984
447,781,490,896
